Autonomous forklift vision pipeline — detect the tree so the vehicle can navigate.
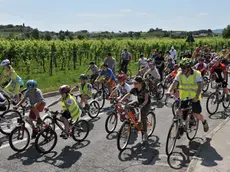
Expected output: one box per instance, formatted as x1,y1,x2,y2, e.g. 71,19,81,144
31,29,40,39
77,35,85,40
44,33,52,41
58,34,65,41
222,25,230,38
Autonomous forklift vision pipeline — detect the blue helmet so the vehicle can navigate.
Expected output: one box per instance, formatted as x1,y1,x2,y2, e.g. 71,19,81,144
26,80,37,89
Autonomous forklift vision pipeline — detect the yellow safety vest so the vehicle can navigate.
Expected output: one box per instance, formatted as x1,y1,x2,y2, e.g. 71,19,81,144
80,83,92,97
61,94,81,120
178,69,202,100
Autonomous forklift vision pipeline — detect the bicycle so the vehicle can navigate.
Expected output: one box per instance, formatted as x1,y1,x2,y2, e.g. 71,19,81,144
116,102,156,151
206,82,230,115
165,98,199,156
8,106,57,153
105,98,128,134
41,109,89,151
165,92,180,117
74,94,100,119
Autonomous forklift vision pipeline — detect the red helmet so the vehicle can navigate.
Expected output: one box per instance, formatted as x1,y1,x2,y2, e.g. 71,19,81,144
174,64,179,69
59,85,70,94
117,74,126,81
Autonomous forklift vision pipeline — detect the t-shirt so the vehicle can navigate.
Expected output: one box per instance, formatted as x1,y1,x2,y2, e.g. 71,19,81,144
154,56,165,68
169,49,177,60
121,52,131,61
103,58,116,71
167,63,175,72
130,87,151,105
116,83,131,95
138,58,148,68
25,88,45,106
89,65,99,73
144,68,160,80
100,68,116,81
195,63,207,71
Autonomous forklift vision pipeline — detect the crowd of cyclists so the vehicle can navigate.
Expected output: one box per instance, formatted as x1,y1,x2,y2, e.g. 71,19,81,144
0,44,230,155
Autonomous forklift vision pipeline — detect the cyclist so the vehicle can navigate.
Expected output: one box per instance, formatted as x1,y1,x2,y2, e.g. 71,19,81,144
96,63,116,94
0,59,24,104
210,57,230,101
71,74,92,110
167,58,209,133
109,74,131,101
85,61,99,83
138,53,148,70
121,48,132,74
194,57,207,77
15,80,46,138
119,76,151,143
46,85,81,139
165,58,175,74
166,64,179,79
138,58,151,76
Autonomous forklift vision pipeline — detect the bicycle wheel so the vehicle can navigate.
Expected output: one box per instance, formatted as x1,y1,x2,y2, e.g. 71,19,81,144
222,94,230,109
206,92,219,115
35,128,57,154
172,100,180,117
9,126,30,152
0,110,22,135
88,100,100,119
1,93,10,111
117,120,131,151
42,116,55,131
156,83,165,100
105,112,118,134
72,120,89,142
146,111,156,137
166,120,179,155
202,77,209,92
93,90,105,109
186,114,199,140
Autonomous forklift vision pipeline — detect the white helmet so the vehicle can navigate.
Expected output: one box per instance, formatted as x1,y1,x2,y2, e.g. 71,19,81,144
1,59,10,66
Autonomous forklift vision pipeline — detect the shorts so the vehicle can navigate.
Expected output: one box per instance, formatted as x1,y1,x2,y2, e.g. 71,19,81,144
216,78,227,88
180,100,202,114
62,110,71,119
29,103,45,120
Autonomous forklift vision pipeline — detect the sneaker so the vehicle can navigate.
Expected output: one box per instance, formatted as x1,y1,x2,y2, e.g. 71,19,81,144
62,133,69,139
142,132,148,142
202,120,209,132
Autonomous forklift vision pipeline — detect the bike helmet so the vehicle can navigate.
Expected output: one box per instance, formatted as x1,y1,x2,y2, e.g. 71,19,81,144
59,85,71,94
117,74,126,81
79,74,88,80
1,59,10,66
133,76,143,83
89,61,95,65
179,58,192,68
26,80,37,89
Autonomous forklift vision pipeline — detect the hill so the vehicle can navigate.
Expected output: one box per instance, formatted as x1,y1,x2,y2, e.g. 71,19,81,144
212,29,223,34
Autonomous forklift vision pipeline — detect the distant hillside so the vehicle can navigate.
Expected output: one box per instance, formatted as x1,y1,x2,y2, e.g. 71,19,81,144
212,29,223,34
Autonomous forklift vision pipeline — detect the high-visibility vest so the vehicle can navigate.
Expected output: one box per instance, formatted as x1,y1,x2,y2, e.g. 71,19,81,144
178,69,202,100
61,94,81,120
80,83,92,97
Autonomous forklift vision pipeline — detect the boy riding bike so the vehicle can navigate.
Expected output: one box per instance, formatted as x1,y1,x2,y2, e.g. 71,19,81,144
15,80,46,138
85,61,99,84
194,57,207,77
167,58,209,133
46,85,81,139
0,59,24,104
119,76,151,143
71,74,92,110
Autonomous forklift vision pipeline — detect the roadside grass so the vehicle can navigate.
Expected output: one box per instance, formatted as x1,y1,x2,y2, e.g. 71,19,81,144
19,62,139,93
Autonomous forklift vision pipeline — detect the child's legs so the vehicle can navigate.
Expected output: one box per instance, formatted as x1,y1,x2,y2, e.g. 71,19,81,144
60,110,71,133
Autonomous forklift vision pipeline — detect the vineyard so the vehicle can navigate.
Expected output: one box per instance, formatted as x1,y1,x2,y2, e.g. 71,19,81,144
0,38,229,92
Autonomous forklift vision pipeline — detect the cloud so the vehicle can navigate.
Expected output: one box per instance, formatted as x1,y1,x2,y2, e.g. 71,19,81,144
119,9,132,13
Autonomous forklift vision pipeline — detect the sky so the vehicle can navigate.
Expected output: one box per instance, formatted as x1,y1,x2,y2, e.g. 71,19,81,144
0,0,229,32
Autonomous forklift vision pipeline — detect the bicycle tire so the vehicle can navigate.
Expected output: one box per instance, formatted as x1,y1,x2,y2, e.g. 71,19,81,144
172,100,180,117
156,83,165,100
105,112,118,134
186,114,199,140
202,77,209,92
9,126,30,152
146,111,156,137
0,110,22,135
72,120,89,142
222,94,230,109
165,120,179,156
88,100,100,119
35,128,57,154
206,92,219,115
42,116,56,131
93,90,105,109
1,93,10,111
117,120,131,151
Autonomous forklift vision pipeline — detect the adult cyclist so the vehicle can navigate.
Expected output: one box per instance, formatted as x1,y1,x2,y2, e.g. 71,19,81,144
167,58,209,133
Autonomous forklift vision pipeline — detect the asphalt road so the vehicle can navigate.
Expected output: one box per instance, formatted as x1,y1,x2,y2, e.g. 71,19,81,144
0,82,229,172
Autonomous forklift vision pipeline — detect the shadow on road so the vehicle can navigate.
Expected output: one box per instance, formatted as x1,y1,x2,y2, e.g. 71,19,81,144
151,101,165,109
118,135,160,165
0,135,9,147
209,111,229,120
106,132,118,140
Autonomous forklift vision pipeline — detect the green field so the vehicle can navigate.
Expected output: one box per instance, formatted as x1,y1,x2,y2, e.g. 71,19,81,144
0,38,229,93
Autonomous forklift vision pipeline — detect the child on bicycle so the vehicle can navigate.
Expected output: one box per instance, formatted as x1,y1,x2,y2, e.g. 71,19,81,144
15,80,46,139
85,61,99,83
46,85,81,139
0,59,24,104
109,74,131,102
119,76,151,143
71,74,92,110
